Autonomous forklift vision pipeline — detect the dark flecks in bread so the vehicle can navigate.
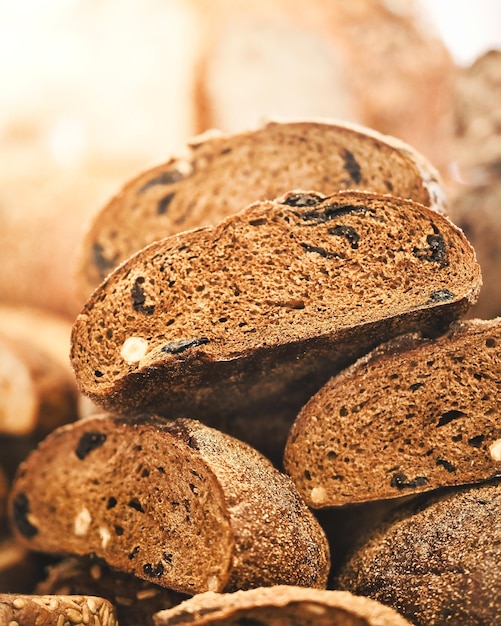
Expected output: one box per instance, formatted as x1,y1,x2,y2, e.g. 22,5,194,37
70,191,480,436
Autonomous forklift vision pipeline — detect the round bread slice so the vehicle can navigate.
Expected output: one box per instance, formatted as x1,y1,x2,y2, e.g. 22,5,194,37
284,317,501,507
8,414,330,595
70,190,481,426
0,593,117,626
77,119,446,298
153,585,413,626
333,480,501,625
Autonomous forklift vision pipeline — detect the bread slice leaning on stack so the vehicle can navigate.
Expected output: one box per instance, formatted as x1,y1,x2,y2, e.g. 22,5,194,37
153,585,414,626
284,317,501,508
70,190,481,438
8,414,330,596
76,119,446,299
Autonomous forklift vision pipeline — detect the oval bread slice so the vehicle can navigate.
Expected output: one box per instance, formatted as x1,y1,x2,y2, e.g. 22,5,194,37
284,317,501,507
8,414,330,595
77,119,446,297
70,190,481,424
153,585,413,626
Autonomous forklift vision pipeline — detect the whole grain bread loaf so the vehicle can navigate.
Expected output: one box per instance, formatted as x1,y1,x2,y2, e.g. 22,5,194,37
77,119,446,298
8,413,330,595
70,190,481,435
36,556,188,626
0,593,117,626
153,585,413,626
284,317,501,507
333,480,501,625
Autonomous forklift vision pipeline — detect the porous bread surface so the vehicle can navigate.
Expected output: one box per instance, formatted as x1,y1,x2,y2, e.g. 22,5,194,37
0,593,117,626
36,556,188,626
77,119,445,296
71,190,480,422
153,585,413,626
8,414,330,595
334,480,501,625
284,317,501,507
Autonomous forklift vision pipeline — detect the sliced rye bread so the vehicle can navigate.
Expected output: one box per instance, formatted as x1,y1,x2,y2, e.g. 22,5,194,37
70,190,481,438
8,414,330,595
333,480,501,625
36,556,188,626
284,317,501,507
0,593,117,626
153,585,413,626
76,119,446,298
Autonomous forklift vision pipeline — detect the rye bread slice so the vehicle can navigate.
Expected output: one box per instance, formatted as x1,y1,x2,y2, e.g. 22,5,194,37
153,585,413,626
333,480,501,625
8,414,330,595
70,190,481,426
77,119,446,297
284,317,501,507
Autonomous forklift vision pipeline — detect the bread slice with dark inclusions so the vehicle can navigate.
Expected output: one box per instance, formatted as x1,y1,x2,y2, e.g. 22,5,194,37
8,414,330,595
153,585,414,626
333,480,501,626
77,119,446,298
284,317,501,508
70,190,481,434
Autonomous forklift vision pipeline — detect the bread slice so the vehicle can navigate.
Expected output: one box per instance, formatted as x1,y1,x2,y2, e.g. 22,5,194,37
153,585,413,626
284,318,501,508
36,556,188,626
71,190,481,429
77,119,446,298
0,593,117,626
333,480,501,625
8,414,330,595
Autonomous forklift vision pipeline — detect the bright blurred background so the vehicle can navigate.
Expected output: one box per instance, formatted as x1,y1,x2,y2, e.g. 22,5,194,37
0,0,500,319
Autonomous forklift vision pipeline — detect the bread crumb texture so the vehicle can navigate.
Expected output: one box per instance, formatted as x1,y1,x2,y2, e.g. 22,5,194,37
284,317,501,506
8,414,330,596
71,190,480,422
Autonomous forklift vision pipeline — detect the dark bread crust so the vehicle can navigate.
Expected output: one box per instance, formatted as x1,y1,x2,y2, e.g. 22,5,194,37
153,585,413,625
70,190,480,433
284,317,501,507
77,119,445,297
334,480,501,625
8,414,330,595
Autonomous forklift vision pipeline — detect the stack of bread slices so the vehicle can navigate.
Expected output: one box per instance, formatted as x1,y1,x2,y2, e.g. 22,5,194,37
3,120,499,626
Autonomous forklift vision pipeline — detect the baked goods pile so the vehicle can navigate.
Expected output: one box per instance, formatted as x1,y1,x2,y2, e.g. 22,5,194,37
0,117,499,626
